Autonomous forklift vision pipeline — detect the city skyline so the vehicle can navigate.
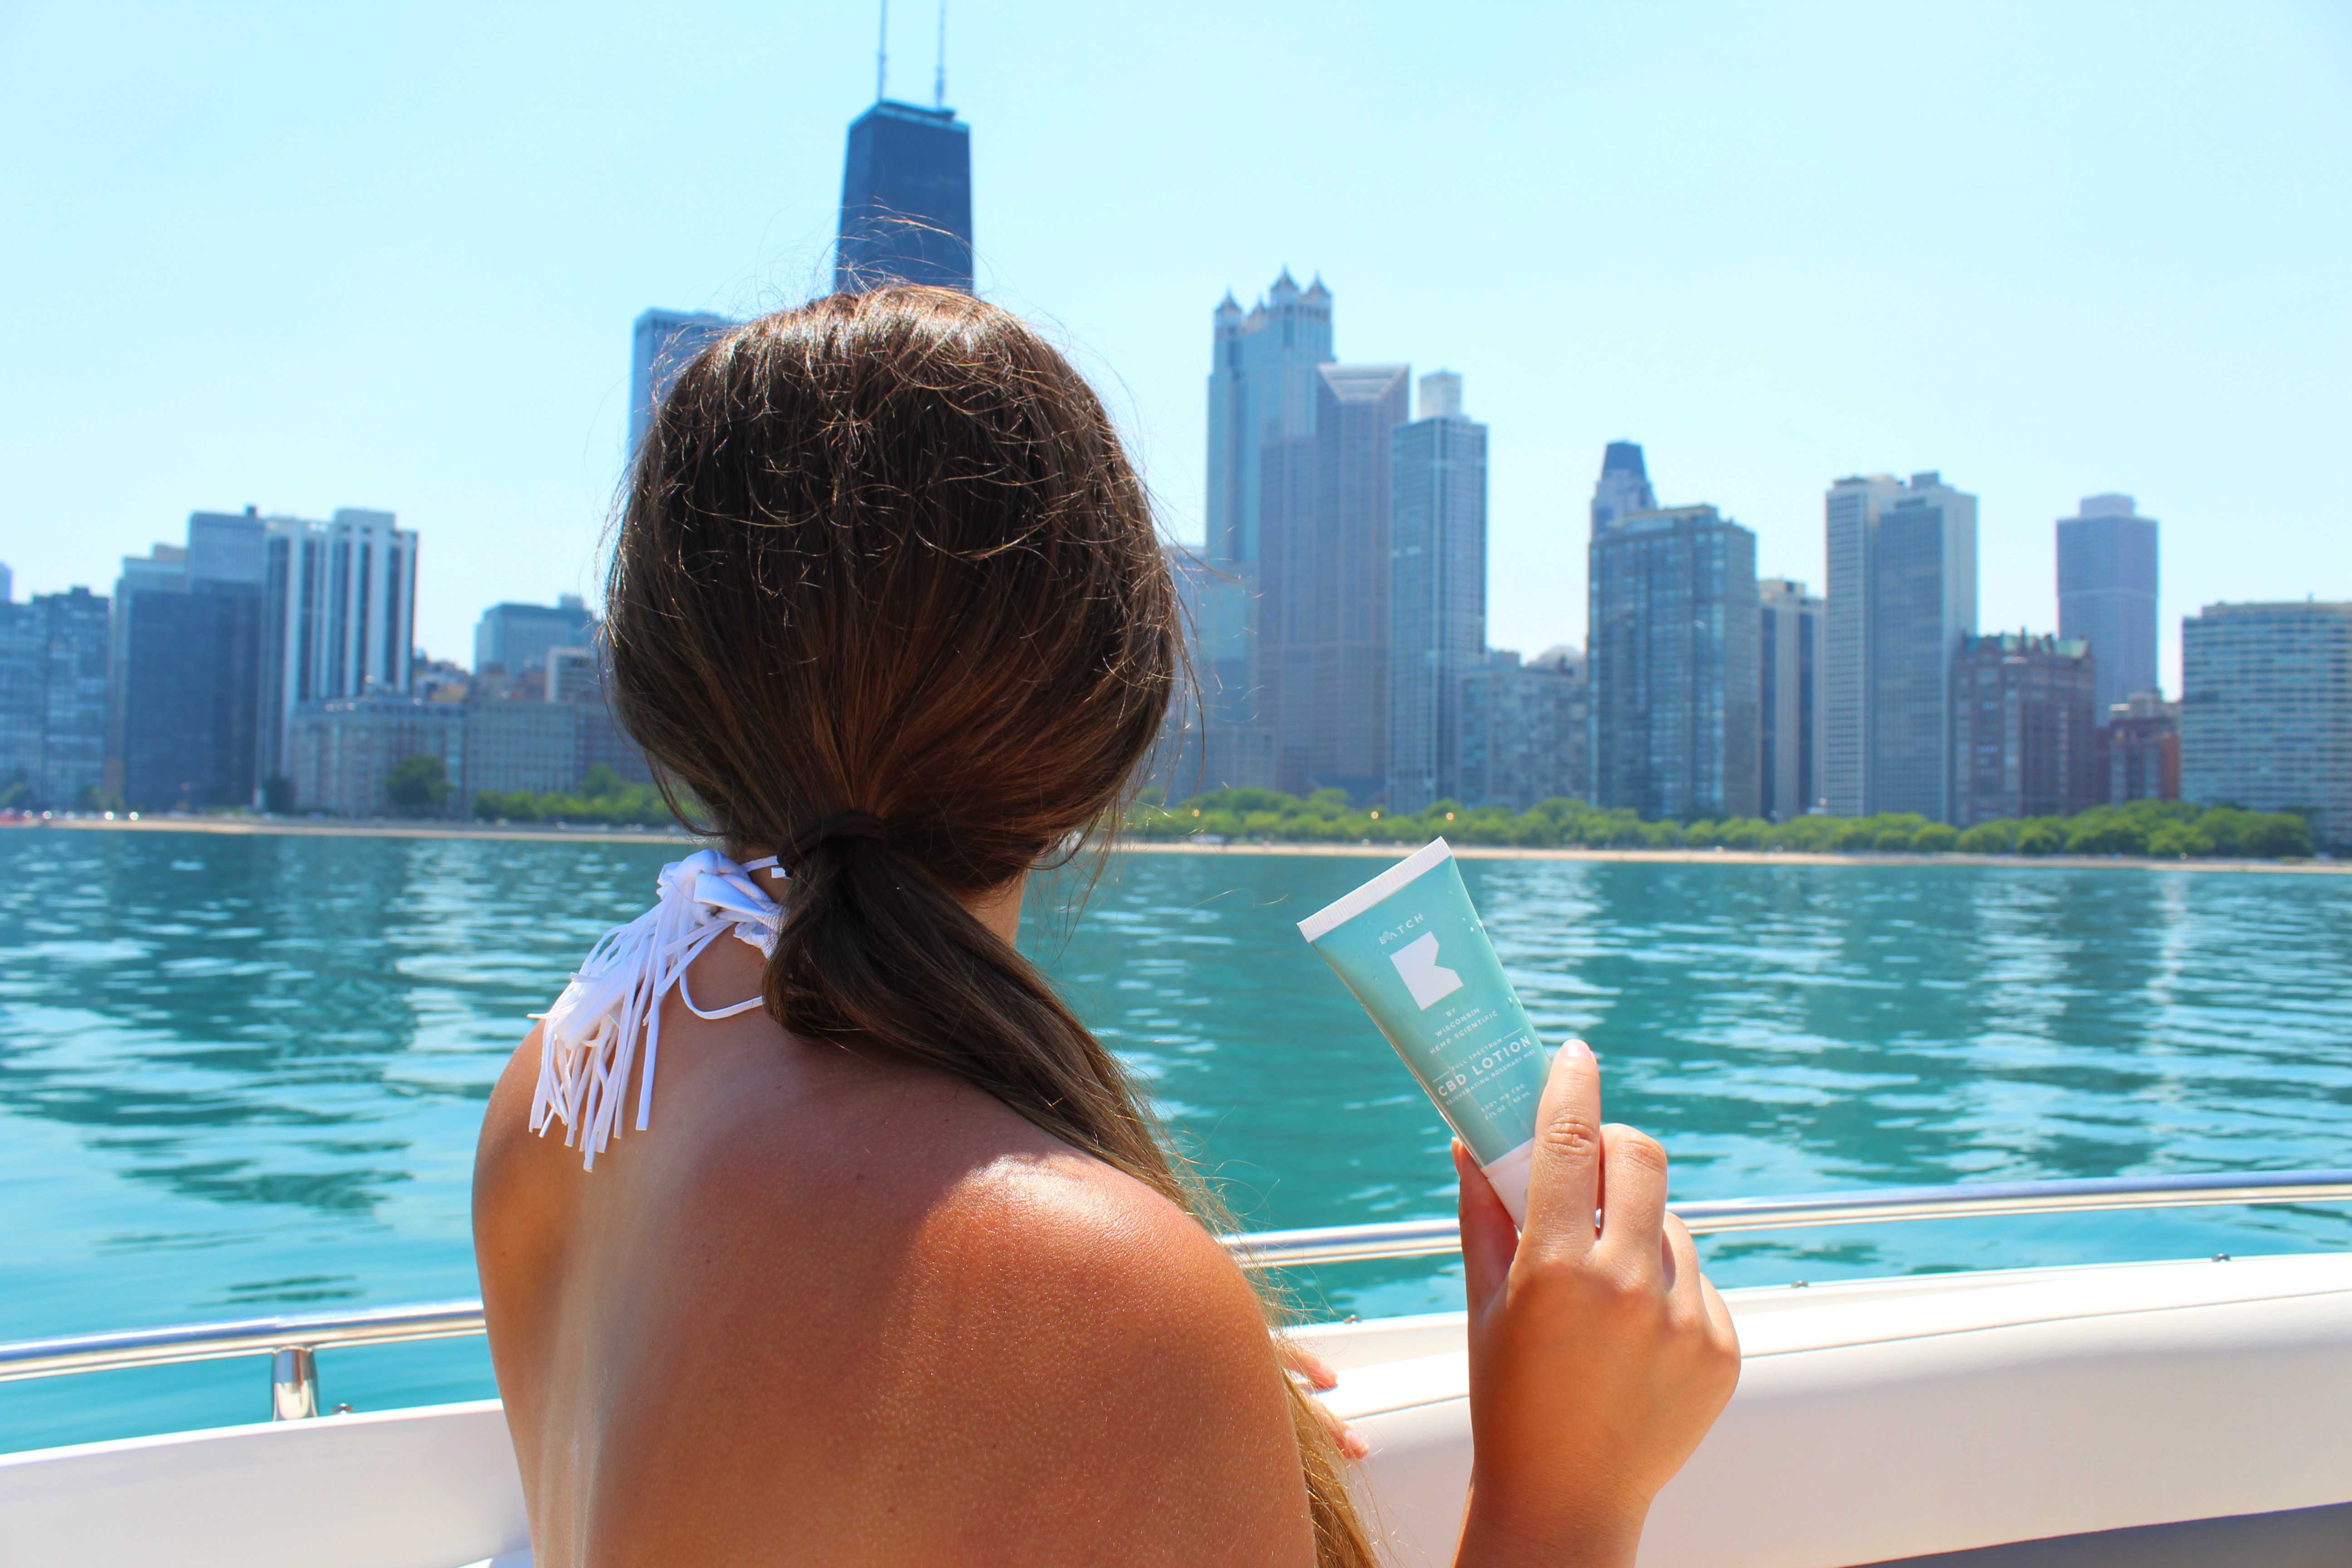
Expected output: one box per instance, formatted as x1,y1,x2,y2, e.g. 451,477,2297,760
5,3,2347,681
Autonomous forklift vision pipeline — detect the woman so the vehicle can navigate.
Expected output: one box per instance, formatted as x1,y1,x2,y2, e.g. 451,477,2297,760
474,286,1739,1567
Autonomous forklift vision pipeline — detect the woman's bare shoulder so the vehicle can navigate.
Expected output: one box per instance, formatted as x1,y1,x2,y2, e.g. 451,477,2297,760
608,1056,1318,1564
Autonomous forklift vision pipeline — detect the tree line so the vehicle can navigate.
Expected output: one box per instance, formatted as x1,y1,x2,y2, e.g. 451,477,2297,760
1125,789,2318,859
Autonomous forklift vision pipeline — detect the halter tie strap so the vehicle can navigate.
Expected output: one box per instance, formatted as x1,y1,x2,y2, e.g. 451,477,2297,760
529,848,784,1168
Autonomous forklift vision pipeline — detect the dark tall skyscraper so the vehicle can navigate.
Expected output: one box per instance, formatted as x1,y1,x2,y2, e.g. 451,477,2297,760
1262,361,1410,801
835,100,973,294
2056,493,2160,717
1759,578,1824,822
1589,441,1657,533
1387,372,1487,813
1589,503,1761,820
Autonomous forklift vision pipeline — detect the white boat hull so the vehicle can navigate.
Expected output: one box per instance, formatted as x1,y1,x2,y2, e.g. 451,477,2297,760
4,1253,2348,1567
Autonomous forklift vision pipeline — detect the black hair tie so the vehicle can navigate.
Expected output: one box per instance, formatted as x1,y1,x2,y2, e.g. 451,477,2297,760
783,811,891,870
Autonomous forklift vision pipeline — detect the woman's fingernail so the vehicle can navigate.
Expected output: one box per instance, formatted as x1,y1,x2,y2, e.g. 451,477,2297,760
1343,1426,1370,1460
1561,1038,1593,1061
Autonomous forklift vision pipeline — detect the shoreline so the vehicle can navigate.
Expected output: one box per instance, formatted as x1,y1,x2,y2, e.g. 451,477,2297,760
6,814,2342,875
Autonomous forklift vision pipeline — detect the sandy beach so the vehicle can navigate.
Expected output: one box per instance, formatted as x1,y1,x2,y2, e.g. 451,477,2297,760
6,812,2342,875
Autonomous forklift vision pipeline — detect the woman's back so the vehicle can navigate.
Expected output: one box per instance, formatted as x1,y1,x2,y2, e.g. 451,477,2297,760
473,285,1736,1568
476,930,1320,1567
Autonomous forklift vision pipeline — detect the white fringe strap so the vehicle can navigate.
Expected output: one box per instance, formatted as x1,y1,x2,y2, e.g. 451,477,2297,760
530,848,785,1168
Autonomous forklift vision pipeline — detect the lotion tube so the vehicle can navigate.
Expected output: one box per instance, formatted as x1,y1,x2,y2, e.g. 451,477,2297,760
1298,839,1548,1225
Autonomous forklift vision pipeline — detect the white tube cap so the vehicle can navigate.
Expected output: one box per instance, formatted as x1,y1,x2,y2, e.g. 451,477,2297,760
1480,1137,1535,1229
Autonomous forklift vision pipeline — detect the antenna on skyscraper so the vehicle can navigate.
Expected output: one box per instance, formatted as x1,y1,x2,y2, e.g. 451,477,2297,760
876,0,889,102
933,0,947,108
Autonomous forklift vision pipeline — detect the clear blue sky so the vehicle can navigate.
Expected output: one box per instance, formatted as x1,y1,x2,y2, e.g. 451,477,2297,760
4,2,2346,689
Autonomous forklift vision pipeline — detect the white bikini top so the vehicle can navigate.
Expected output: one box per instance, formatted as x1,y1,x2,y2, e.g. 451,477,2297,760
530,848,791,1168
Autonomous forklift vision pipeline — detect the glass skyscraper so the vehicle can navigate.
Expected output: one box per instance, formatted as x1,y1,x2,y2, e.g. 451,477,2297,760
1387,372,1487,813
835,100,973,295
1589,503,1761,820
1262,361,1410,802
2181,600,2352,848
1821,471,1978,821
629,309,735,457
1759,578,1823,822
1589,441,1657,534
2056,493,2160,718
1191,272,1337,791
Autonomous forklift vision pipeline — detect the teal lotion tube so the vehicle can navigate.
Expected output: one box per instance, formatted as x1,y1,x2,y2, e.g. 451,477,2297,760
1298,839,1548,1225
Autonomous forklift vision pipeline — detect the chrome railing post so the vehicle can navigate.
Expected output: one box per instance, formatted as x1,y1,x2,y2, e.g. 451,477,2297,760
270,1346,318,1420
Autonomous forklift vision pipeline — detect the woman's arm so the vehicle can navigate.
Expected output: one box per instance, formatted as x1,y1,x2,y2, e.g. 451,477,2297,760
1454,1041,1743,1567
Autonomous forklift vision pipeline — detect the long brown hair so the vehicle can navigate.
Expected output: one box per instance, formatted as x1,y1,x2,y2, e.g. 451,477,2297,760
605,286,1373,1567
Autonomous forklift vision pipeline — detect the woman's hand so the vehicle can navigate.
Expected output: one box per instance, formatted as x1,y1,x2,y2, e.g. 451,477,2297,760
1454,1040,1740,1568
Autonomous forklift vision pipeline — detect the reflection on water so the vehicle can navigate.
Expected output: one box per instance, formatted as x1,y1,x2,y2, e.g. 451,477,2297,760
2,830,2347,1448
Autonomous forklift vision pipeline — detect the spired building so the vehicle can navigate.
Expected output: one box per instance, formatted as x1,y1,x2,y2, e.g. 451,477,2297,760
1821,471,1979,822
1189,271,1337,790
1950,631,2097,826
1589,501,1762,821
1758,578,1824,823
1387,372,1488,813
833,17,973,297
2181,600,2352,848
2057,494,2159,720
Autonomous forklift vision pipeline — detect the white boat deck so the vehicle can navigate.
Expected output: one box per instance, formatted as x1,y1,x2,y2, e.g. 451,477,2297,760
5,1251,2348,1567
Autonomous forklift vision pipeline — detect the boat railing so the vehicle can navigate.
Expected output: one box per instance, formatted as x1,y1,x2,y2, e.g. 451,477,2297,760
5,1169,2349,1423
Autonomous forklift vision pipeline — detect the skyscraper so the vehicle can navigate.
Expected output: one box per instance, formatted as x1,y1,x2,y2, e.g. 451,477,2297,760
1192,273,1336,790
0,584,109,809
1820,473,1900,817
1759,578,1824,822
835,98,973,294
1589,441,1657,533
1262,361,1410,801
2181,600,2352,847
1387,372,1487,813
2056,493,2160,718
475,596,597,676
111,506,414,808
1950,631,2097,826
1458,648,1588,810
1589,503,1762,820
1820,471,1979,821
629,309,735,456
36,588,108,808
119,543,264,812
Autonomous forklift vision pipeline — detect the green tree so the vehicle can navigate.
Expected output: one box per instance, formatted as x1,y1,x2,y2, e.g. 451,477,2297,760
1956,819,2020,853
385,753,451,817
2146,820,2214,858
2066,817,2149,856
581,764,627,799
2015,819,2066,856
1913,823,1960,853
2241,813,2314,858
259,774,295,815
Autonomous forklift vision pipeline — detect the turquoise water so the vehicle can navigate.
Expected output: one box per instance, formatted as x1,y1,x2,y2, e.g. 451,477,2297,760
3,828,2349,1451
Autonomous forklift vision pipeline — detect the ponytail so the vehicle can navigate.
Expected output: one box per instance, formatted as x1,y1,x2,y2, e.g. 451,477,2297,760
607,285,1377,1567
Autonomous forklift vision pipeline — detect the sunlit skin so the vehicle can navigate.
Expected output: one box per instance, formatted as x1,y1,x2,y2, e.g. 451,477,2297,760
476,866,1739,1567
